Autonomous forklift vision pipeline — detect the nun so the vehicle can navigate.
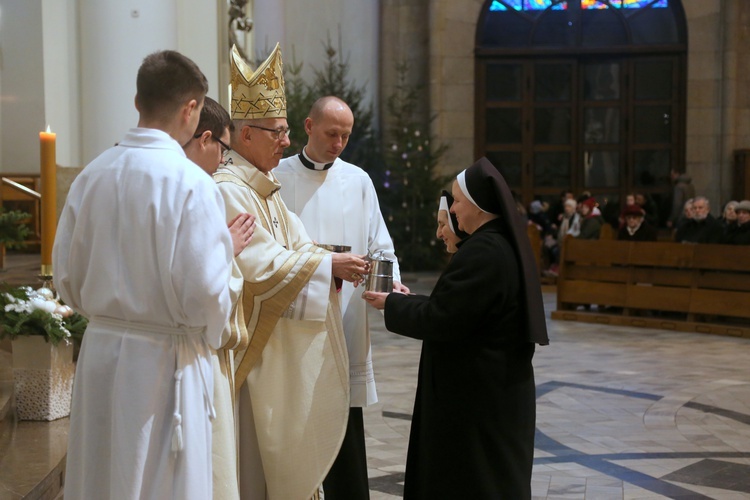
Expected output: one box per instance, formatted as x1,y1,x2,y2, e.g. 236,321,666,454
436,190,468,254
364,158,549,499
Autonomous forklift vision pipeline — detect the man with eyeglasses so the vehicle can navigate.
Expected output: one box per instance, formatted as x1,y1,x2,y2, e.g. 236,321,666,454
184,97,234,173
183,95,255,500
214,44,368,500
275,96,408,500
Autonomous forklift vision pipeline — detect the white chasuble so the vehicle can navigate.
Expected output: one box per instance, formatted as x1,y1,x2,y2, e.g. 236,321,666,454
214,156,349,500
53,128,234,500
275,156,401,407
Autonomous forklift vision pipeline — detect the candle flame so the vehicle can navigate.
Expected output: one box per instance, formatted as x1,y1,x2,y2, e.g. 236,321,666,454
46,125,51,133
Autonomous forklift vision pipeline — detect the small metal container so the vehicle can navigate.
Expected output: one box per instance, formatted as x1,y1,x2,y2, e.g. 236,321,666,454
365,255,394,293
318,244,352,253
365,274,393,293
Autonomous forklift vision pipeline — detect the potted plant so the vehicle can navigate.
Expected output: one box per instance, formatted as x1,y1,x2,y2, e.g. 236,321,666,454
0,284,87,420
0,208,31,270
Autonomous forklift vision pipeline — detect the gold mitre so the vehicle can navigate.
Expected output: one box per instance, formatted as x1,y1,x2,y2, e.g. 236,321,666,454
230,43,287,119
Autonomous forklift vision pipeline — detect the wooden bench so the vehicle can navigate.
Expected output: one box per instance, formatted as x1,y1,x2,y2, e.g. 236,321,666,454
599,222,614,240
551,238,750,338
526,222,542,273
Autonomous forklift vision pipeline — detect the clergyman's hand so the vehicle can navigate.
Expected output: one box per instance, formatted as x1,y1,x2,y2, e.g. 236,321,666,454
229,213,256,257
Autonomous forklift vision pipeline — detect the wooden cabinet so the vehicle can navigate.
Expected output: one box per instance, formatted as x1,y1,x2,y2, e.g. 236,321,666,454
0,174,41,248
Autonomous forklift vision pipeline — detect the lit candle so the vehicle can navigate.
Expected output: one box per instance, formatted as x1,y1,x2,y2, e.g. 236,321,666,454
39,125,57,276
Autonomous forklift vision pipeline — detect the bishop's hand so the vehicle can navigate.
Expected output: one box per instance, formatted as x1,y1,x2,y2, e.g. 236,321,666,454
332,253,369,287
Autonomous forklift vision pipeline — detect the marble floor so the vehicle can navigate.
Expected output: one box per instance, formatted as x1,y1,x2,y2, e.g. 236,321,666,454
364,273,750,499
4,256,750,499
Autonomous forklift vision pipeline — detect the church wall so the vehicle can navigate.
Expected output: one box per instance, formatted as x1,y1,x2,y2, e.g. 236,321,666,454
428,0,484,177
0,0,223,174
79,1,179,164
254,0,380,130
682,0,750,209
0,0,46,175
379,0,430,141
42,0,80,170
176,0,222,111
715,0,750,205
683,0,726,210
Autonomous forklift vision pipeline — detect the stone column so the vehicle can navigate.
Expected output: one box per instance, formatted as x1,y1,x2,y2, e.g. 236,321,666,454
427,0,484,174
79,0,178,163
717,0,750,205
380,0,431,136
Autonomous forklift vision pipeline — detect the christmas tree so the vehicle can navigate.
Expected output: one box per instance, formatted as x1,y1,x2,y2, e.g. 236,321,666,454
375,63,450,271
284,36,377,169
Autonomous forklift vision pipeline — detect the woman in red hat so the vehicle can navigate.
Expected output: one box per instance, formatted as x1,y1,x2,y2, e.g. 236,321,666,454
617,205,657,241
578,196,604,240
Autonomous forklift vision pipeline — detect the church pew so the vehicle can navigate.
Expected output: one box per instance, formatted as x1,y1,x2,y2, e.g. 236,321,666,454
526,222,542,274
598,222,615,240
552,239,750,338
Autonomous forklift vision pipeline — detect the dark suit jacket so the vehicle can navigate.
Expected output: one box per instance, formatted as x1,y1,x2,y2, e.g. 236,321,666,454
674,214,723,243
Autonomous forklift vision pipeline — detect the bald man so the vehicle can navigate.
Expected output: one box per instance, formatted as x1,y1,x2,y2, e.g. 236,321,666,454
275,96,408,499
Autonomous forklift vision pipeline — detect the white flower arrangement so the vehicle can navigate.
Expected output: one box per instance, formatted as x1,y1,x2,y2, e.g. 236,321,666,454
0,284,85,346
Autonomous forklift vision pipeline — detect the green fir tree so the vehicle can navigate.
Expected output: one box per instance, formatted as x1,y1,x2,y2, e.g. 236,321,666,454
0,208,31,249
375,63,450,271
284,35,378,170
284,50,315,155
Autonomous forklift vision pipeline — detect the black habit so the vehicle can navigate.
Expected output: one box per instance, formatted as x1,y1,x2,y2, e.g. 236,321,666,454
384,218,536,499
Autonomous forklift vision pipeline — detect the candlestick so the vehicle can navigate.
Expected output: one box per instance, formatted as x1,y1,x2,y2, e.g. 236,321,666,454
39,125,57,277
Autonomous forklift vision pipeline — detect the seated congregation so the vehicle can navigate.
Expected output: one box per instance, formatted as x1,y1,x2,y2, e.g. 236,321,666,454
524,190,750,279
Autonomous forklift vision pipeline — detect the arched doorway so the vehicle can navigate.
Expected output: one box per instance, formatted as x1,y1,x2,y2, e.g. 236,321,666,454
475,0,687,226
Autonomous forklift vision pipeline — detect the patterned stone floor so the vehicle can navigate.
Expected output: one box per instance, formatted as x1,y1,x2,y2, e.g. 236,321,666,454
5,254,750,499
364,273,750,499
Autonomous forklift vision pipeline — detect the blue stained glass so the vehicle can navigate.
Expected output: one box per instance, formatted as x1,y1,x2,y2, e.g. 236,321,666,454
524,0,566,9
582,0,669,8
524,0,552,8
582,0,610,8
489,0,522,11
490,0,665,12
622,0,668,7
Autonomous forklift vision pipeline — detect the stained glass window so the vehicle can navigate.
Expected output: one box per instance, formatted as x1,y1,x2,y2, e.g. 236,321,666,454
620,0,668,7
490,0,667,10
477,0,685,211
489,0,521,11
489,0,566,11
582,0,610,8
581,0,669,8
525,0,565,9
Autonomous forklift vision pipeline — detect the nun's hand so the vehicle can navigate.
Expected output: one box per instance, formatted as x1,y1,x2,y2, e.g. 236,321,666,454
393,281,410,294
362,291,389,310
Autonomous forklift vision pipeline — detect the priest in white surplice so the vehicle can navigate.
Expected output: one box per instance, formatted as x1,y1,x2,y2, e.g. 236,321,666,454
214,44,369,500
54,51,234,499
275,96,408,499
